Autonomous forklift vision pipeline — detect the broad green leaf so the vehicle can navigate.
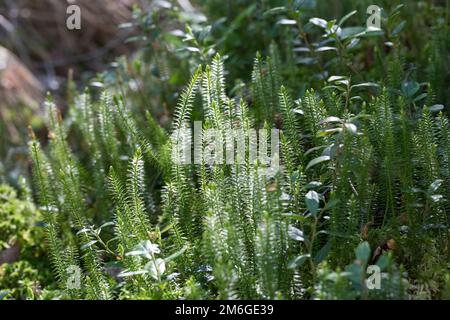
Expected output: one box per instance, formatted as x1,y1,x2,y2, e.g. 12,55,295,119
392,21,406,35
413,93,427,102
320,116,342,124
338,10,357,26
118,270,148,278
391,4,405,15
328,75,347,82
323,198,340,210
125,249,147,257
145,258,166,280
293,47,311,52
323,85,347,92
344,123,357,134
305,181,322,189
80,240,98,250
90,81,104,88
336,79,350,86
317,128,343,137
309,17,328,28
263,7,286,16
402,81,419,97
288,225,305,241
305,145,327,156
306,155,331,170
350,96,363,102
277,19,297,25
355,241,371,263
429,104,444,112
315,46,337,52
76,228,91,235
297,57,318,65
347,38,360,49
99,221,115,231
345,263,364,283
340,26,366,39
362,29,384,37
305,190,319,215
288,254,311,269
376,255,389,270
322,144,338,157
164,245,189,262
314,240,332,264
351,82,379,89
185,47,200,52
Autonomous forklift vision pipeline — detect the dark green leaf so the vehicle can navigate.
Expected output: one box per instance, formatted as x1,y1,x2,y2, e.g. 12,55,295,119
305,190,319,215
288,225,305,241
338,10,357,26
306,156,330,170
309,17,328,28
355,241,371,263
314,240,332,264
288,254,311,269
392,21,406,36
81,240,98,251
429,104,444,112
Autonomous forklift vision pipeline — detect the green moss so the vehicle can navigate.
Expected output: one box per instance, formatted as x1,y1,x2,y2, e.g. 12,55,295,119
0,184,55,299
